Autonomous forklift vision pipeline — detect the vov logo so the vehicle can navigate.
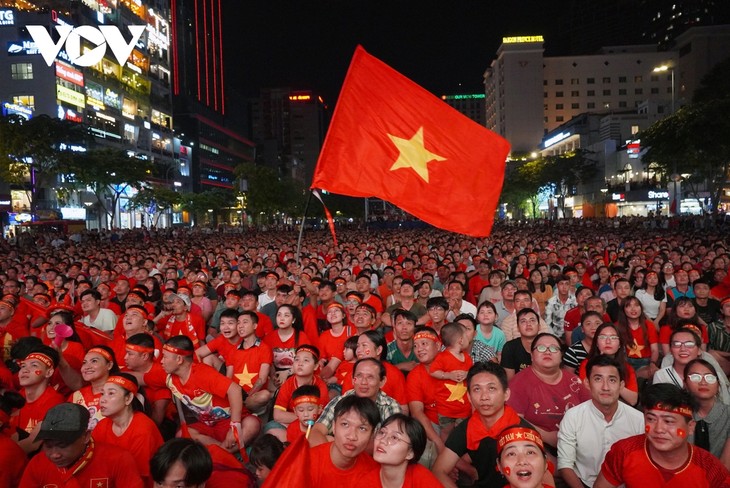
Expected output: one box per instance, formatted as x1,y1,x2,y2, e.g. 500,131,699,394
26,24,145,68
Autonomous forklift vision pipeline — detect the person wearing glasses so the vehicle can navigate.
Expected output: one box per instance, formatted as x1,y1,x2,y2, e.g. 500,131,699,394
361,413,442,487
654,327,730,404
507,333,590,461
684,358,730,469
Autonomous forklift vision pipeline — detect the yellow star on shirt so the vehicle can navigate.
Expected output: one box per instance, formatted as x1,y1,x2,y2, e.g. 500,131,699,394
445,381,467,403
234,364,258,388
627,340,645,358
388,127,446,183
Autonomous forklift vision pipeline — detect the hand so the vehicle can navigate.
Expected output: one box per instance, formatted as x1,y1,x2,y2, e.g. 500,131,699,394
223,428,239,452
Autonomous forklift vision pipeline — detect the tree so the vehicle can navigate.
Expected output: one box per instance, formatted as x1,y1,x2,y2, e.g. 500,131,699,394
62,148,153,228
0,114,86,211
127,184,182,227
642,57,730,214
501,159,545,218
234,162,308,217
179,189,235,226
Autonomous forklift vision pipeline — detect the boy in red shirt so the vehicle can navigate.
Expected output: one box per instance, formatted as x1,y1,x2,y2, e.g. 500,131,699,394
229,310,273,413
286,384,322,444
196,308,241,370
429,322,474,442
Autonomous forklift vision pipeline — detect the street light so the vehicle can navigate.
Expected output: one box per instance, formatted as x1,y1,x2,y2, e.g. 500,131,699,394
653,64,675,114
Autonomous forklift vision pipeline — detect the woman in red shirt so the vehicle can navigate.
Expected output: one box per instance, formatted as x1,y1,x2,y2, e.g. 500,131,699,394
94,373,164,487
68,345,120,430
263,304,311,388
616,296,659,380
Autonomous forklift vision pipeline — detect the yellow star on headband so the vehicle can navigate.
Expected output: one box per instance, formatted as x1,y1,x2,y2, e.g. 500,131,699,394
388,127,446,183
516,431,523,439
445,381,468,403
234,364,257,388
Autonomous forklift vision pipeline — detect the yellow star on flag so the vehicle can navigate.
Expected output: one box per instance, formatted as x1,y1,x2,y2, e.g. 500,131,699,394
388,127,446,183
234,364,257,388
445,381,468,403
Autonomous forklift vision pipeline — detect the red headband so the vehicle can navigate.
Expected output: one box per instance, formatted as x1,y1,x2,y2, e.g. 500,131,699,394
106,375,138,395
25,352,54,369
497,426,545,454
650,402,693,419
297,346,319,361
292,395,320,407
413,331,439,342
88,347,113,362
163,343,193,356
126,343,155,354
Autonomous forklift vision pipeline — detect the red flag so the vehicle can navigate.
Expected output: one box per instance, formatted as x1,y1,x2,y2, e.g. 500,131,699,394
261,435,312,487
311,46,510,237
312,190,338,247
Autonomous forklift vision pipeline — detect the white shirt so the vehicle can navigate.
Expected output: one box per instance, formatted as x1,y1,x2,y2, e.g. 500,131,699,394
557,399,645,486
446,299,477,322
258,291,275,310
80,308,118,332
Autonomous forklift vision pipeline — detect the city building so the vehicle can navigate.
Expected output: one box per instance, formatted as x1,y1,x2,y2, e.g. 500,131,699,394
440,93,486,126
641,0,730,48
249,88,327,183
0,0,179,230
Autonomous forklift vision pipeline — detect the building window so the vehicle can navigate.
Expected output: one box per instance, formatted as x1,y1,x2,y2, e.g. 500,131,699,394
556,116,564,122
556,104,564,110
571,103,579,109
635,88,643,95
543,80,547,86
571,90,579,96
587,102,595,109
603,89,611,96
11,63,33,80
650,75,659,82
587,77,595,84
587,90,595,96
555,79,563,85
634,75,643,82
631,125,640,135
12,95,34,109
619,76,627,83
556,91,564,97
544,92,548,98
619,101,627,108
602,77,611,83
619,89,627,95
651,87,659,94
571,78,580,85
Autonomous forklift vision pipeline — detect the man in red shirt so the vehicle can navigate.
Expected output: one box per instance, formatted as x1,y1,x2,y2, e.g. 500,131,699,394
19,402,144,487
123,333,171,428
158,292,206,347
12,346,64,454
595,383,730,487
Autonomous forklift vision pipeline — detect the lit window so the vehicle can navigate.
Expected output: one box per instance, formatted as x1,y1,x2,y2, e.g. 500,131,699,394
10,63,33,80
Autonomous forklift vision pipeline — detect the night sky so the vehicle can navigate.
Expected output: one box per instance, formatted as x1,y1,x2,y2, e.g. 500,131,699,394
222,0,566,105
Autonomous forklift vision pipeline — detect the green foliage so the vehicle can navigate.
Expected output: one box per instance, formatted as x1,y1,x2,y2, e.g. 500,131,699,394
127,184,182,227
234,162,307,216
642,57,730,213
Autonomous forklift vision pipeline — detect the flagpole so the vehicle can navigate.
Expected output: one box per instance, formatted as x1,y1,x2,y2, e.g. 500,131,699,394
295,190,314,266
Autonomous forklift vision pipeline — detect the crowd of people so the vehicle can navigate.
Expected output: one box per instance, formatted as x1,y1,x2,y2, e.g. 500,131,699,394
0,216,729,487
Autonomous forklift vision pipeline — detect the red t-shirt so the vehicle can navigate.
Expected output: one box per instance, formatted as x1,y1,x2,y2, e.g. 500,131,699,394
659,324,709,347
274,375,329,411
429,350,474,418
360,463,443,487
301,306,320,349
364,294,384,313
12,386,64,434
18,440,144,488
468,276,490,305
578,358,639,392
255,312,274,339
507,367,590,433
334,361,355,388
318,326,355,363
601,434,730,487
69,385,104,430
406,363,439,424
0,435,26,488
263,330,312,372
161,313,206,347
205,335,239,363
286,419,306,444
307,442,379,486
563,307,611,333
228,340,273,392
166,362,236,426
92,412,164,484
627,321,659,359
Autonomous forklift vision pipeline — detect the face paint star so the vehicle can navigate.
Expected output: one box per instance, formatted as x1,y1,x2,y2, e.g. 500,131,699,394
445,381,468,403
388,127,446,183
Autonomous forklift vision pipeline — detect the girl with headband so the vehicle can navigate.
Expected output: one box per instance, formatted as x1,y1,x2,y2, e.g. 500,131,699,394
68,345,120,430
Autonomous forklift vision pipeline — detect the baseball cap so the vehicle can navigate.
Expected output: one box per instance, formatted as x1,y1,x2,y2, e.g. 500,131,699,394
168,293,191,309
37,403,90,442
501,280,517,290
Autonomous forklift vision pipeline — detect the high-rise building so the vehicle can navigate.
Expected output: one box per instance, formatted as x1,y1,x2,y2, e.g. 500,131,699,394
440,93,486,126
170,0,255,201
641,0,730,48
250,88,327,183
0,0,178,229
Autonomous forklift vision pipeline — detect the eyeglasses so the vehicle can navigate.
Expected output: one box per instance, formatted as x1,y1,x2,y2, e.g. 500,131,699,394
374,429,411,446
533,344,560,354
670,341,697,349
597,335,620,342
687,373,718,384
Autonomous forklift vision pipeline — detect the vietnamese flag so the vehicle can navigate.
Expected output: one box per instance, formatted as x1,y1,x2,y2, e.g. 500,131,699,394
311,46,510,237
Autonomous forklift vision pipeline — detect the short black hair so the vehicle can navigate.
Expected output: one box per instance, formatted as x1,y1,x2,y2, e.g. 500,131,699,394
354,357,386,380
642,383,696,416
333,395,380,429
466,361,508,391
219,308,240,321
585,354,626,382
292,384,321,402
126,332,155,351
150,438,212,485
440,322,465,347
380,413,427,464
166,335,194,359
392,308,417,325
426,296,449,310
249,434,285,470
80,289,101,301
